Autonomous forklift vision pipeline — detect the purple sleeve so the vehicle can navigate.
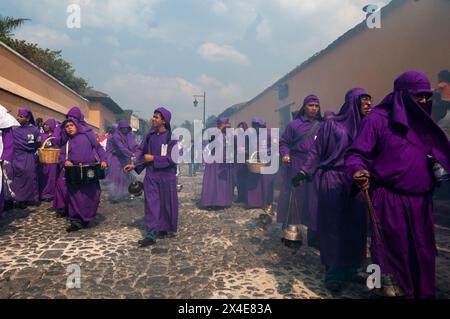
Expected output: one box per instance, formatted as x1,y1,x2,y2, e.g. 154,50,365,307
60,142,68,165
345,115,381,181
301,123,326,178
113,136,134,158
153,140,177,169
86,133,107,162
279,124,293,157
1,128,14,161
133,140,147,174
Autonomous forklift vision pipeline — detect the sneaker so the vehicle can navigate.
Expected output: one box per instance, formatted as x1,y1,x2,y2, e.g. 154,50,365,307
138,237,156,247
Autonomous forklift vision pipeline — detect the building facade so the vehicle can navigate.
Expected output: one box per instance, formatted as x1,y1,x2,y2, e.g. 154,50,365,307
230,0,450,131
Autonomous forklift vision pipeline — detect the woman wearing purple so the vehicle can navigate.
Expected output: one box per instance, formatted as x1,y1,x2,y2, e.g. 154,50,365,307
200,118,234,210
294,88,372,292
246,117,276,211
124,108,179,247
39,119,58,202
60,119,108,232
7,108,41,209
107,120,138,202
346,71,450,299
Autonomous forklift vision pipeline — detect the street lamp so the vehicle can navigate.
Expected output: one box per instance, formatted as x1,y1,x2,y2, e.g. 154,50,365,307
193,91,206,129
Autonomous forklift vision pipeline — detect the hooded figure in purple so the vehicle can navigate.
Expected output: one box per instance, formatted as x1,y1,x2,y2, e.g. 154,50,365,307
345,71,450,299
6,108,41,208
234,121,249,203
53,107,95,217
297,88,372,292
107,120,138,201
0,104,19,217
60,119,107,232
39,119,58,201
246,117,276,210
124,107,179,247
277,95,322,235
200,117,234,209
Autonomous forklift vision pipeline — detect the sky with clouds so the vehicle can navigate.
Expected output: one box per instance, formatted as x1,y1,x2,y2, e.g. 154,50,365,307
0,0,390,125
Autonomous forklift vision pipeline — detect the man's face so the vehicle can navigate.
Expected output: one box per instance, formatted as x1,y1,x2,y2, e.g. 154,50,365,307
120,127,129,135
360,95,372,118
152,112,166,129
304,102,320,119
413,92,433,108
438,82,450,101
43,124,51,133
64,122,77,136
17,115,29,126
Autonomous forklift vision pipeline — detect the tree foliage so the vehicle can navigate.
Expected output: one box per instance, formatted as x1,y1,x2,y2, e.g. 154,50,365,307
0,15,90,94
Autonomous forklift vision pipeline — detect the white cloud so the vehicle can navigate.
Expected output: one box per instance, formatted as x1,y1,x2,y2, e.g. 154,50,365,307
256,19,272,42
103,73,244,124
14,24,72,48
211,0,228,14
104,35,120,47
198,43,250,66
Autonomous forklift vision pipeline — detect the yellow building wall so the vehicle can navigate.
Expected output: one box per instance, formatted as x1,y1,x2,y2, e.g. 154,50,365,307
231,0,450,128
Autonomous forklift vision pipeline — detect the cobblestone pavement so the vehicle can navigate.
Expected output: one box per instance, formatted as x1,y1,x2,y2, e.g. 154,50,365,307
1,170,449,299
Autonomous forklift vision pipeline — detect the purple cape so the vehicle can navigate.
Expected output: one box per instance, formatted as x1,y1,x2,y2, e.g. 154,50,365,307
345,71,450,298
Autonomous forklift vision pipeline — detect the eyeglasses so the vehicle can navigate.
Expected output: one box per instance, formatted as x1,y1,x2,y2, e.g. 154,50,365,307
360,96,372,102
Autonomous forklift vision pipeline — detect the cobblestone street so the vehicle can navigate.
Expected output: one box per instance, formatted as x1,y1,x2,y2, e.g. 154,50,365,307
1,170,449,299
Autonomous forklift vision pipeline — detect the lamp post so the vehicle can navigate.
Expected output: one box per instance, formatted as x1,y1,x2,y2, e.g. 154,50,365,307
193,91,206,129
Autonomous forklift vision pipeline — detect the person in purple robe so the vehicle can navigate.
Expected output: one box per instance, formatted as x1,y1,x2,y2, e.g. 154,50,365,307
277,95,322,246
246,117,276,212
345,71,450,299
107,120,138,202
0,104,19,217
124,107,179,247
294,88,372,292
38,119,58,202
60,119,108,232
234,121,249,203
52,107,95,218
199,118,234,210
7,108,41,209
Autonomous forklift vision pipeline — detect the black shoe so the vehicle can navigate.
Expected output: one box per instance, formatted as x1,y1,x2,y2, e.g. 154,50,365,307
325,281,343,293
56,208,68,218
138,237,156,247
346,270,368,285
157,231,176,239
66,223,83,233
18,202,28,209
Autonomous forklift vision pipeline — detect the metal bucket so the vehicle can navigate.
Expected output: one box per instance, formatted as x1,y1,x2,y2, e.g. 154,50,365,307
128,181,144,197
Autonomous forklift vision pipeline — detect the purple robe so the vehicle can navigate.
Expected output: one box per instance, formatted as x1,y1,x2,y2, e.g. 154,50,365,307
51,125,68,210
246,125,276,209
277,116,321,228
200,134,234,208
345,71,450,299
234,122,249,203
107,121,138,199
9,125,40,202
301,88,369,267
39,120,58,201
135,129,179,233
60,122,107,222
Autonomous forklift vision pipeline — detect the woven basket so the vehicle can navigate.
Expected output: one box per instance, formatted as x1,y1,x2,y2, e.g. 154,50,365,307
38,137,60,164
246,152,269,174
